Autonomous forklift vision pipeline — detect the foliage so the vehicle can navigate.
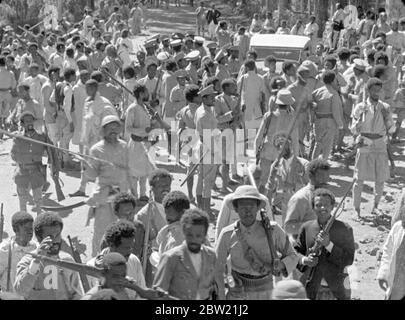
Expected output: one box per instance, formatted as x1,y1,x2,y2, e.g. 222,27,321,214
1,0,44,28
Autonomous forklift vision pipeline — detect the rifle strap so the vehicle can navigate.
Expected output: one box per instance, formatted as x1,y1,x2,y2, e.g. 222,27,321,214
234,222,271,274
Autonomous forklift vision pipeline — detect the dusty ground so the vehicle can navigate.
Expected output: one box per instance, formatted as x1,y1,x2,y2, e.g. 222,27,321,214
1,4,404,300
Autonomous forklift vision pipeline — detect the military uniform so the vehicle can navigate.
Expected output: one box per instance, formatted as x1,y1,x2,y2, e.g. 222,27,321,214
10,116,51,213
216,220,298,300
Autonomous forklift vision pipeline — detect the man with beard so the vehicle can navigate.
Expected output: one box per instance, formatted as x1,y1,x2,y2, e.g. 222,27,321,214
215,185,298,300
153,208,221,300
125,84,169,202
294,188,355,300
0,212,36,294
14,212,83,300
135,169,173,286
10,111,56,214
85,115,130,257
284,159,330,239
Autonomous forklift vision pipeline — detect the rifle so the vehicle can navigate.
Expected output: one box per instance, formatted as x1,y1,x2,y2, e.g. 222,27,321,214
180,147,210,187
232,76,245,130
266,99,305,203
255,111,273,165
15,32,50,68
28,252,178,300
244,164,285,276
142,190,154,275
44,126,65,202
0,203,4,242
67,235,91,293
150,69,163,108
303,180,355,282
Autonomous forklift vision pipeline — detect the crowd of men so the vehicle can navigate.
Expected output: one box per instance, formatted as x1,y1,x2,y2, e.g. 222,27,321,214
0,1,405,301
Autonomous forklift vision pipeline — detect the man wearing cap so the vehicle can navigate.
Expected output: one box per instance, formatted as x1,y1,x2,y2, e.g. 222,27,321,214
351,77,395,218
255,89,300,190
195,84,220,217
86,114,130,256
344,58,369,106
174,52,188,71
71,79,117,198
157,36,172,55
169,70,188,126
215,185,298,300
170,39,183,57
0,55,17,138
287,64,313,158
10,111,56,213
8,84,44,134
182,37,194,55
138,62,164,114
205,41,218,61
145,40,159,68
185,50,201,85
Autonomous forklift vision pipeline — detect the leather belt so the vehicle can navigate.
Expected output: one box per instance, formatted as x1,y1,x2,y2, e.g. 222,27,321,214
18,162,42,169
315,113,333,119
361,133,383,140
232,270,272,291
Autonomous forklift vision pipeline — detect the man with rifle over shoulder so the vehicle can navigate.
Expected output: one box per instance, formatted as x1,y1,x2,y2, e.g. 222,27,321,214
215,185,299,300
294,188,355,300
10,111,59,214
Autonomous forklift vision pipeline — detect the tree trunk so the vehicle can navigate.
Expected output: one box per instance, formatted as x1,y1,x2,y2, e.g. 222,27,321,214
315,0,329,38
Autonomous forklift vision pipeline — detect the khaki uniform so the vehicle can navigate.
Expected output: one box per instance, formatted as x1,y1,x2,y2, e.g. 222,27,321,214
311,85,344,160
195,104,220,198
10,130,50,212
215,220,299,300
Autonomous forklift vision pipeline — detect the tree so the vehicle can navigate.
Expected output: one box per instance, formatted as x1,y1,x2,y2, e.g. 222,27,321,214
315,0,329,38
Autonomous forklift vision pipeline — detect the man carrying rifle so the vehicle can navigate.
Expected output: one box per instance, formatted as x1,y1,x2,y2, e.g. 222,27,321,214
85,115,130,257
294,188,355,300
10,111,57,214
254,89,300,193
0,212,36,295
215,185,298,300
14,212,83,300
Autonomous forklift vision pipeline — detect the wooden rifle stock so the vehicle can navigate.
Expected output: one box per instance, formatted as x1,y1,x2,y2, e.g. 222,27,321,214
44,126,65,202
67,235,91,293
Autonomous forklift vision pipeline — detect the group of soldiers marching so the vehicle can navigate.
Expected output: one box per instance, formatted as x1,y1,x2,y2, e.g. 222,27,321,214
0,1,405,301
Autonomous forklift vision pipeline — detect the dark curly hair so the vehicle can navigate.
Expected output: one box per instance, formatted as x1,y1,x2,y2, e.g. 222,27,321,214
11,211,34,233
180,208,209,233
113,192,136,214
311,188,336,208
149,169,172,187
33,212,63,241
307,159,330,178
162,191,190,212
104,220,136,248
